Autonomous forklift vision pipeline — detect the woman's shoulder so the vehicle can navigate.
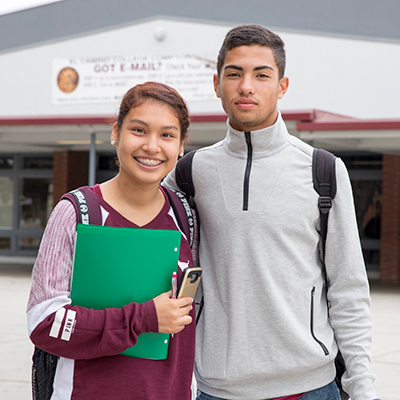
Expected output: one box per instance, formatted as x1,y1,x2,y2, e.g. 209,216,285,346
52,197,77,222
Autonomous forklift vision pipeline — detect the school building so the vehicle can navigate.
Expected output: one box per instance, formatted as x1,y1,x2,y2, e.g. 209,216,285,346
1,0,400,282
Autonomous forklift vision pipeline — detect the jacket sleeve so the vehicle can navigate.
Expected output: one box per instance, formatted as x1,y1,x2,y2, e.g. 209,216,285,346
163,166,180,191
324,158,376,400
27,200,159,360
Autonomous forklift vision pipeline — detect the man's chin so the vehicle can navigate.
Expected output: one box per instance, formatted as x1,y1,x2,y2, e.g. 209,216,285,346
229,118,259,131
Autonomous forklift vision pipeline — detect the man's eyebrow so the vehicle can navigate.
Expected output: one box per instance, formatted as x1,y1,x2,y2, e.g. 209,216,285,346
224,64,275,72
224,64,243,71
254,65,274,72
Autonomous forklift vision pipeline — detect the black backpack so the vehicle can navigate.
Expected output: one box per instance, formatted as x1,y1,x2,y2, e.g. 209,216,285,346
32,185,194,400
175,148,349,400
62,185,195,248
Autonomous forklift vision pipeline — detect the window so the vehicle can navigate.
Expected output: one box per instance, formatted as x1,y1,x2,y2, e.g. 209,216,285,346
0,154,53,256
0,237,11,250
0,177,13,229
338,152,382,276
19,179,53,230
21,156,53,170
0,156,14,169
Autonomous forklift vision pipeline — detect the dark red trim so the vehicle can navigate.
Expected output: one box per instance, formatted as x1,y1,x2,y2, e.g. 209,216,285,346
0,115,228,126
190,111,315,122
297,120,400,131
0,114,227,125
0,110,311,126
0,116,115,126
190,114,227,123
282,110,315,121
1,111,400,131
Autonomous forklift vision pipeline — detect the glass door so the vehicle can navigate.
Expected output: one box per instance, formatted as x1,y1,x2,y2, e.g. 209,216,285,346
0,154,53,256
0,176,14,252
338,152,382,279
18,178,53,253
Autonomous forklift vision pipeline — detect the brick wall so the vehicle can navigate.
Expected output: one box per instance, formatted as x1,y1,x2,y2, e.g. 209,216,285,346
53,151,89,207
380,154,400,282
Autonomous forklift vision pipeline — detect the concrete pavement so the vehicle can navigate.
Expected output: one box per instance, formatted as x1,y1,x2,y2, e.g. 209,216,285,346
0,264,33,400
1,263,399,399
368,280,400,399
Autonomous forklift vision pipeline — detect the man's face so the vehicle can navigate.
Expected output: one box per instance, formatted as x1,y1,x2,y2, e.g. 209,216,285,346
214,45,288,131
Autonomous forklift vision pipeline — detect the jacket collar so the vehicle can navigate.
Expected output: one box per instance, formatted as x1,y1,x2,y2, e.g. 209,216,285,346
223,112,289,158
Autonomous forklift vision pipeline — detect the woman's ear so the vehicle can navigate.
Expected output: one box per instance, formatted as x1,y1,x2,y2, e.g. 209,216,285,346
179,138,186,157
111,123,118,146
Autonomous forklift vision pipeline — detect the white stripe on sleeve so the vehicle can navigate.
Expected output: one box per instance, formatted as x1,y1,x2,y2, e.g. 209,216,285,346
49,307,66,339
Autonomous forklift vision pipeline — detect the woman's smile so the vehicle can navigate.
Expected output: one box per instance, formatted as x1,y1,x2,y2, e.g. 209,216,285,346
134,157,164,168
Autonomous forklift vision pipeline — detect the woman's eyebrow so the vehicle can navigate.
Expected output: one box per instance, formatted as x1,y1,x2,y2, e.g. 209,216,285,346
128,119,179,130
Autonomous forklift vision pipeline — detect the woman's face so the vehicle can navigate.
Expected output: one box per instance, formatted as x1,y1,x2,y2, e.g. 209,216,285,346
111,99,184,188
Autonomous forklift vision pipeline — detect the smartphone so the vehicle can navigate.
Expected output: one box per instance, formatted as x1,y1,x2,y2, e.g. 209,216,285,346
177,267,202,299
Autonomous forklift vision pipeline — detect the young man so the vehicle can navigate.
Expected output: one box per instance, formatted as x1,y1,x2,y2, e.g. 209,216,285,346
165,25,376,400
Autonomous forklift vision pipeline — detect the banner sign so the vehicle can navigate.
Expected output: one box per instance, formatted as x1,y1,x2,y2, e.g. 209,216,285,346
52,54,216,105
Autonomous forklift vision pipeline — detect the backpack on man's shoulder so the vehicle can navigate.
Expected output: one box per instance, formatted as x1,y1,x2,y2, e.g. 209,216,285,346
175,148,336,254
175,148,349,400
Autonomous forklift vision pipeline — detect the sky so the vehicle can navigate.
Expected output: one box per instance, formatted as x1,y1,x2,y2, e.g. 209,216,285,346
0,0,63,16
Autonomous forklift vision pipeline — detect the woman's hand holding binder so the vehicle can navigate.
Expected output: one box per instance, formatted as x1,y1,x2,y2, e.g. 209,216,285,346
153,291,193,334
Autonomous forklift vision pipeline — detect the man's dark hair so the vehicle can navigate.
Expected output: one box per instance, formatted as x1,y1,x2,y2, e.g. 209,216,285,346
217,24,286,79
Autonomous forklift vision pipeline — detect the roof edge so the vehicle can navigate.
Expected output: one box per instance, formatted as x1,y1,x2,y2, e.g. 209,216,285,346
297,120,400,131
0,110,314,126
2,110,400,131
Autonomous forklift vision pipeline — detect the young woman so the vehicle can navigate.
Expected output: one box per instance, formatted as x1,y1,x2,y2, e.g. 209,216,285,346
27,82,196,400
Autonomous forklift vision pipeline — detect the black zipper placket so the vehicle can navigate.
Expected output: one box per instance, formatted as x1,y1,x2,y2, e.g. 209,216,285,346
310,286,329,355
243,131,253,211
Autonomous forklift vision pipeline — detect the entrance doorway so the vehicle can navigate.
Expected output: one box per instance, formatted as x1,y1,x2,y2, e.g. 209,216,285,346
0,155,53,256
339,152,382,279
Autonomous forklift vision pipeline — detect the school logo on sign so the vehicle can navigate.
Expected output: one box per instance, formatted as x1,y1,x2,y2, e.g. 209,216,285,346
57,67,79,93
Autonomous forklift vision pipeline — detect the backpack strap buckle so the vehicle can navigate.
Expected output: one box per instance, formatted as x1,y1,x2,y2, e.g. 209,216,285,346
318,196,332,214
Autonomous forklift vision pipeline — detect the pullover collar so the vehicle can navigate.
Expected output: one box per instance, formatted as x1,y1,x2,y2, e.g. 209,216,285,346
223,112,289,159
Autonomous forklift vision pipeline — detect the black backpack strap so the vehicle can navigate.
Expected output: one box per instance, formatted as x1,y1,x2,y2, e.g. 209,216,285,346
173,152,204,323
163,186,195,249
312,148,337,261
61,186,102,226
175,150,197,209
312,149,349,399
164,185,203,322
32,186,102,400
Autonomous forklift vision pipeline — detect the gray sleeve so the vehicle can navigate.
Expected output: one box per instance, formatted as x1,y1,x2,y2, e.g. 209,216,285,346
163,165,180,191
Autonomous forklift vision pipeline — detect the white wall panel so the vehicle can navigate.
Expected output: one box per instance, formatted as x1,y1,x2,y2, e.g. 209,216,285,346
0,18,399,119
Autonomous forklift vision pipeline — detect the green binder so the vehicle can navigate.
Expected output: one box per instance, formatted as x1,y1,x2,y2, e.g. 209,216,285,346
70,223,181,359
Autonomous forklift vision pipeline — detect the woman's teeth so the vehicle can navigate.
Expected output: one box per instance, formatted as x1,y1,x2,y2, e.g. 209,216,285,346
135,157,163,167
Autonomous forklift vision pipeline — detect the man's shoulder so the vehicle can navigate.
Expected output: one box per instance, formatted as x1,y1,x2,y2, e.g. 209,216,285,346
286,133,315,159
196,139,224,154
189,140,225,167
